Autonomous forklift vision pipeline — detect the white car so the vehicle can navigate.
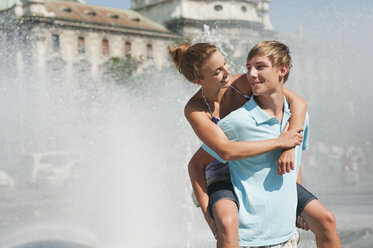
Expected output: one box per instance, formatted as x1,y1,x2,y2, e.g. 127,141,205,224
36,159,83,186
19,152,84,186
0,170,15,188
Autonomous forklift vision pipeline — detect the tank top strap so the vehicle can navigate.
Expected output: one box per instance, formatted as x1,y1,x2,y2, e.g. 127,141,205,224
201,88,221,124
229,85,251,100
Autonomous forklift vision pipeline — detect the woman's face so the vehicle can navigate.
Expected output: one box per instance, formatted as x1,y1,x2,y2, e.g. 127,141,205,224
197,51,231,89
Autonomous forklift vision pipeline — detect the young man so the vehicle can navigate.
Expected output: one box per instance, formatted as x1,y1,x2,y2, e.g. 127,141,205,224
202,40,308,247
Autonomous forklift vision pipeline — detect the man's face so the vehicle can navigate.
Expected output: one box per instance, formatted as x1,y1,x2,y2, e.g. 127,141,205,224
246,55,286,96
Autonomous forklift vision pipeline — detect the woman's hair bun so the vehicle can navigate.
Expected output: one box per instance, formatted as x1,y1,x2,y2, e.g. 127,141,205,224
168,44,191,73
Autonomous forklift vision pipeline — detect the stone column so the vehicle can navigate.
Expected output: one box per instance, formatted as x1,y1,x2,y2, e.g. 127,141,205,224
32,31,47,80
60,29,75,83
21,0,55,17
261,0,273,30
87,32,101,78
14,0,23,17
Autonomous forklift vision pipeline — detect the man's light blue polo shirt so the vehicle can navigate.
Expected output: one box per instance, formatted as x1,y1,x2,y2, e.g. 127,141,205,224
202,96,309,247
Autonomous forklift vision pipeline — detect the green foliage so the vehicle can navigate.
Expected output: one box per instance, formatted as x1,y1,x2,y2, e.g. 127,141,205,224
103,56,141,84
173,36,192,46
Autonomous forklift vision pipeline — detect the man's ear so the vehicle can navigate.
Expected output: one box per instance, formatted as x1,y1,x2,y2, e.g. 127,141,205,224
279,65,288,78
278,65,288,82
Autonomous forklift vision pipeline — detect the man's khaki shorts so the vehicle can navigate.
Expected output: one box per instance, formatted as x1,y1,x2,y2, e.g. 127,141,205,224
241,231,300,248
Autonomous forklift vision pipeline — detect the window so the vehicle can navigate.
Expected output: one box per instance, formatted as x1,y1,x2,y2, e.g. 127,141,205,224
62,8,72,13
87,11,97,16
214,4,223,11
52,34,60,52
241,6,247,12
125,41,131,57
146,44,153,60
109,14,119,19
78,37,85,54
102,39,109,56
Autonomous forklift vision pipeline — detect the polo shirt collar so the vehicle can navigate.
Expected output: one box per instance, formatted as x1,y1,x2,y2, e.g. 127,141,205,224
244,95,291,126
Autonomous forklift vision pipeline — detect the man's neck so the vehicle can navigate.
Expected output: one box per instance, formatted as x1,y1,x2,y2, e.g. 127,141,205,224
255,89,284,123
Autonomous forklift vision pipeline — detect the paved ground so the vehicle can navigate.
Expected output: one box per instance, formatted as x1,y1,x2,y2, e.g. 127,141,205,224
0,180,371,248
297,180,373,248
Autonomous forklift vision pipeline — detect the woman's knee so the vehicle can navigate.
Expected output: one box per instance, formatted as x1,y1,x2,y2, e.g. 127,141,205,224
320,210,336,229
218,214,238,233
302,200,337,233
213,200,239,234
216,214,238,245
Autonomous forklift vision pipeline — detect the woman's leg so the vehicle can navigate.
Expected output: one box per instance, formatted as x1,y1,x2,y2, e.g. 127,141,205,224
301,199,341,248
212,199,239,248
208,180,239,248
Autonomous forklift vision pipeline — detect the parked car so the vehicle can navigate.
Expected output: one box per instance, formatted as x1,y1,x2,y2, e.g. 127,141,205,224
35,159,84,186
0,169,15,188
19,152,84,186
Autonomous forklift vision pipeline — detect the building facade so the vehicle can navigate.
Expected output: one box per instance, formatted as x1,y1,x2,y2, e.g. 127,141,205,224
0,0,275,77
133,0,274,56
1,0,181,78
133,0,273,32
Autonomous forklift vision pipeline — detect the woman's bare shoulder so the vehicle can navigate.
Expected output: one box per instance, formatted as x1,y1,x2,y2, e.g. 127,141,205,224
230,74,252,95
184,91,206,119
231,73,248,84
231,73,246,81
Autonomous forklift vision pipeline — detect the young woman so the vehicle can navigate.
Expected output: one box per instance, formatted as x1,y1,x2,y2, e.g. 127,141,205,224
169,43,341,248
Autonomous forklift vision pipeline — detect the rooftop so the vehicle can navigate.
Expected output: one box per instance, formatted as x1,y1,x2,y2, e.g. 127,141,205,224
1,0,171,33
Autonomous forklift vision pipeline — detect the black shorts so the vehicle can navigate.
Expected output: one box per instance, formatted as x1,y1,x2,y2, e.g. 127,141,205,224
207,181,239,218
296,183,318,216
207,180,317,218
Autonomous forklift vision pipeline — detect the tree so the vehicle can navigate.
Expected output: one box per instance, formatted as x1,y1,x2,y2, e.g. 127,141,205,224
103,56,141,84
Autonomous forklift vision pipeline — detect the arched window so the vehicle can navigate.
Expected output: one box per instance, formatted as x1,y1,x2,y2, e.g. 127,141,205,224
147,44,153,60
125,41,131,57
78,37,85,54
52,34,60,52
102,39,109,55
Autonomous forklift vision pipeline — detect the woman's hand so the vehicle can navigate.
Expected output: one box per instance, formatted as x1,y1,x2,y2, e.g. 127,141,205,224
296,215,310,231
278,148,295,175
278,122,303,149
204,212,218,240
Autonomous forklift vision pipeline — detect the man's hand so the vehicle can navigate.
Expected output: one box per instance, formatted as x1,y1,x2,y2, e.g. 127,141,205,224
296,216,310,231
278,148,295,175
204,212,218,240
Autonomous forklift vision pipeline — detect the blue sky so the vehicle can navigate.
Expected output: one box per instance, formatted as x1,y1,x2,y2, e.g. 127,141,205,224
85,0,373,36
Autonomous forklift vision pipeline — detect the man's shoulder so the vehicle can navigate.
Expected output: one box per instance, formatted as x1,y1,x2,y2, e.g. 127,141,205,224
302,112,310,134
304,112,309,127
219,103,250,124
302,112,310,150
218,104,256,134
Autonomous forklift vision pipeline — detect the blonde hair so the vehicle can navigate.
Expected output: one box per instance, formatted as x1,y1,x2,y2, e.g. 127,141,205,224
169,43,218,83
247,40,292,83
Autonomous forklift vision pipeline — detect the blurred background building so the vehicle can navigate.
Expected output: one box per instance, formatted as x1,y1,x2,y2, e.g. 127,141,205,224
0,0,274,76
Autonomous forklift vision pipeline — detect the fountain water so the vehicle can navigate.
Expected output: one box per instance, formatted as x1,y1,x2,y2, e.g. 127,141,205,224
1,2,373,247
0,36,207,247
268,1,373,247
